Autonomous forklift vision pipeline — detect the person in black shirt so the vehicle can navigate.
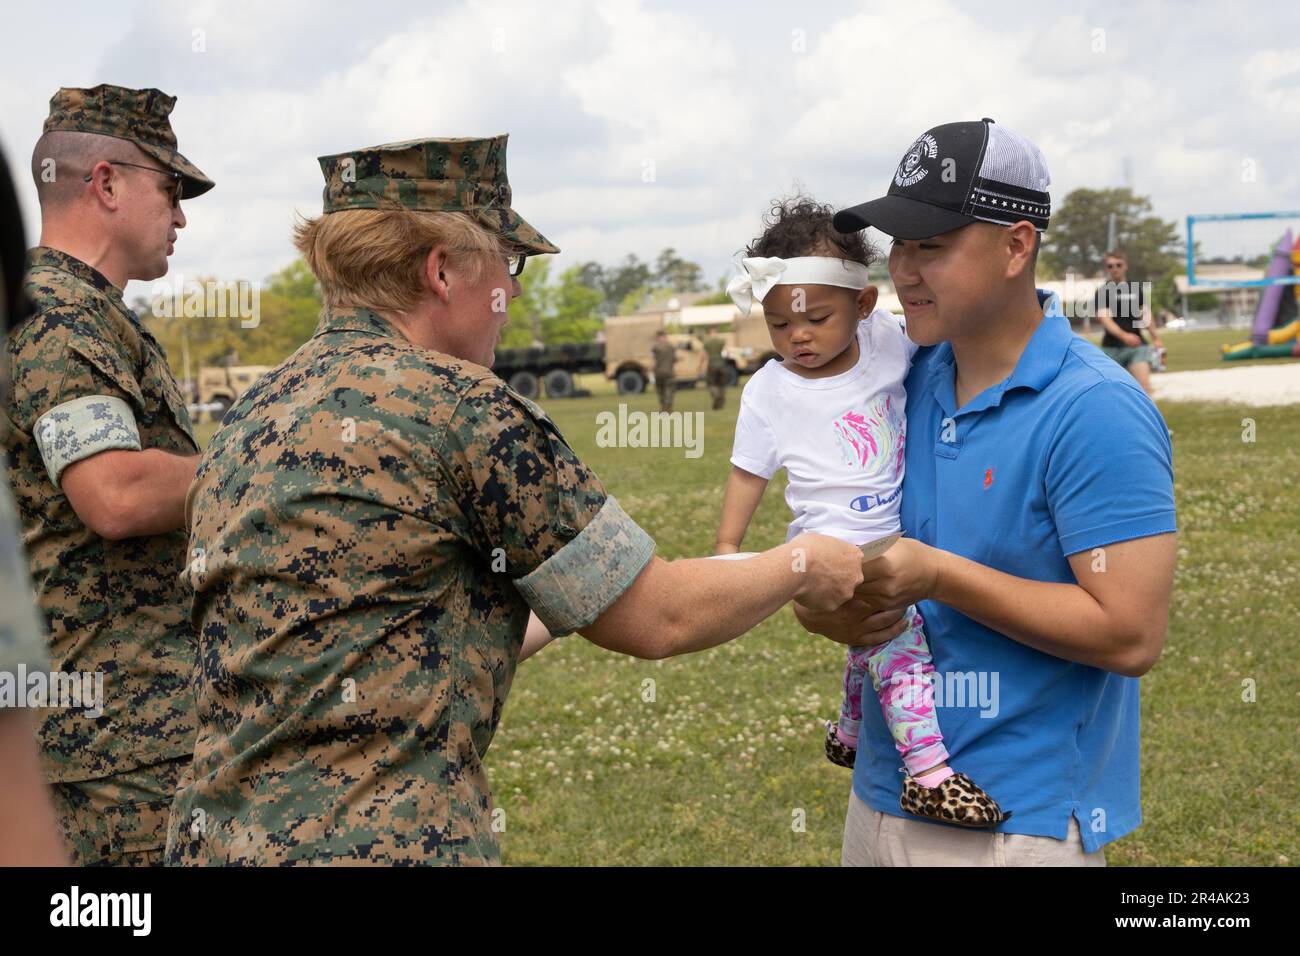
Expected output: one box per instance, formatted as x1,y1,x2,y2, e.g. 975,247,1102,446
1094,250,1165,396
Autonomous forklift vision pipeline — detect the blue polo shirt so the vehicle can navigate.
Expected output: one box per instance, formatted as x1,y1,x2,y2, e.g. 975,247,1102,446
852,290,1176,853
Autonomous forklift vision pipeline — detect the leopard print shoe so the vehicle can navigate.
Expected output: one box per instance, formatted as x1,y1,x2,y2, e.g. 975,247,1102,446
899,771,1012,829
824,722,857,769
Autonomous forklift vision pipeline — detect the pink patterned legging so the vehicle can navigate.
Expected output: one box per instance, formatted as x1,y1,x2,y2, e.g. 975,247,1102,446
837,604,950,777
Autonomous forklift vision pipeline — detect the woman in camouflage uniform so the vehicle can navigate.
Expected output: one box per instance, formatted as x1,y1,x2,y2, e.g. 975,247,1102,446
165,136,871,866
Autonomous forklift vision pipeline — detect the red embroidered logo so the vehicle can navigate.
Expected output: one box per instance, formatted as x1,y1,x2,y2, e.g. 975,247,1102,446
983,468,994,489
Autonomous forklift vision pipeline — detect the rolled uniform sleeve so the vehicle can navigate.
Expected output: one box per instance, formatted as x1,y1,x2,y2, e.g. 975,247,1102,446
9,306,146,488
34,395,141,487
438,380,655,635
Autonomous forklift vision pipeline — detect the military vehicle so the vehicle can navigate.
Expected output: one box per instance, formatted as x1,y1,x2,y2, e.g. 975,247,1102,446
491,315,708,399
195,364,272,421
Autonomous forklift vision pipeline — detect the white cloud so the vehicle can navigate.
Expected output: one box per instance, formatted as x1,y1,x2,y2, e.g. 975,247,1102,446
2,0,1299,300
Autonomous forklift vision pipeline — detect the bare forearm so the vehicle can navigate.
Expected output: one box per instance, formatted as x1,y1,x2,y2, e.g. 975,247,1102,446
715,468,766,553
63,447,199,540
134,450,198,528
932,550,1154,675
583,545,809,659
663,546,807,653
1142,309,1161,344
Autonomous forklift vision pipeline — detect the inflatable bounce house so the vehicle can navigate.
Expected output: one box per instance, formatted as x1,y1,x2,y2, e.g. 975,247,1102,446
1222,230,1300,360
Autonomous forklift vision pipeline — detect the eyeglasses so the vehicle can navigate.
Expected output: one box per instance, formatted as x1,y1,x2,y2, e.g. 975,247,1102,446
505,254,527,277
1105,261,1125,269
84,160,184,207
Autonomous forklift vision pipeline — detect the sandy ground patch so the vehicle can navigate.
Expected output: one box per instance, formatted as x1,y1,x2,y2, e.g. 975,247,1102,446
1153,363,1300,406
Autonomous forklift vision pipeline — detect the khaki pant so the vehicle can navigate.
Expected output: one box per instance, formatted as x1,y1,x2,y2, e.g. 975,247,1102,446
841,788,1106,867
655,374,675,412
51,754,189,866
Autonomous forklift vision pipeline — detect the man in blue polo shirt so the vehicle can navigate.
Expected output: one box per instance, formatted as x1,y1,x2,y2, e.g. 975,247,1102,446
797,119,1177,866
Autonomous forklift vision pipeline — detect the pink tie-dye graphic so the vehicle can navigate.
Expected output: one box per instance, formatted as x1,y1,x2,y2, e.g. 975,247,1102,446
832,394,906,479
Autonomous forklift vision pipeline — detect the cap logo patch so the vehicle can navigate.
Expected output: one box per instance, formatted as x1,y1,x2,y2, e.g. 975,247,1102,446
895,133,938,188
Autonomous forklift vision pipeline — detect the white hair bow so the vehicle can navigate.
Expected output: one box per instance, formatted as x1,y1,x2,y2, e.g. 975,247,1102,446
726,257,788,316
726,256,873,316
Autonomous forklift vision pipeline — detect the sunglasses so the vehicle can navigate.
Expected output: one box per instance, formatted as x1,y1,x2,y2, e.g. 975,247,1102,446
84,160,184,207
505,253,527,277
1105,261,1125,268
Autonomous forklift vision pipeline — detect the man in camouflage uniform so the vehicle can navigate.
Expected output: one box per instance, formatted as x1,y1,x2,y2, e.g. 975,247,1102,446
2,85,214,865
703,328,728,410
166,135,866,866
0,139,67,866
652,329,676,413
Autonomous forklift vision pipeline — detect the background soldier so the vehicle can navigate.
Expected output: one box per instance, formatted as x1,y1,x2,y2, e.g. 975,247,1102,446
703,327,727,409
166,136,865,866
0,139,66,866
652,328,675,412
3,85,213,865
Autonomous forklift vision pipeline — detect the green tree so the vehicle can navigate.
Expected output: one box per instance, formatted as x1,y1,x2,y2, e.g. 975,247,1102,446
601,254,652,314
502,256,552,348
1041,187,1183,309
654,247,706,293
143,259,323,375
541,266,604,343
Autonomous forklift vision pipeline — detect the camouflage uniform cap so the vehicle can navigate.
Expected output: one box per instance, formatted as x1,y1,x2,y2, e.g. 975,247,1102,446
43,84,214,199
317,135,558,255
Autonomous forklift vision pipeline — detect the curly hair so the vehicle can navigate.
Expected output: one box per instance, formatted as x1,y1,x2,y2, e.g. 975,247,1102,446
745,193,877,266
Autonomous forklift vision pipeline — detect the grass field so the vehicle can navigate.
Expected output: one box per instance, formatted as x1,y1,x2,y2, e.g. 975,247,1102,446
1129,326,1300,373
486,369,1298,867
190,326,1299,866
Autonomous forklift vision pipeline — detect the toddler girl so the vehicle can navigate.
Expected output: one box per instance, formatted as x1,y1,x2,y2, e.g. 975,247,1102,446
714,196,1008,828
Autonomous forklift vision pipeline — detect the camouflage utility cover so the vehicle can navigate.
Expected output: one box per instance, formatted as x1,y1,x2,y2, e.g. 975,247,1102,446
2,247,198,782
166,305,654,865
43,84,214,198
317,136,558,255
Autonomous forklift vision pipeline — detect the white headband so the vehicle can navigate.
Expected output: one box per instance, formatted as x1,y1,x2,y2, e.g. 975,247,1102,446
726,256,871,316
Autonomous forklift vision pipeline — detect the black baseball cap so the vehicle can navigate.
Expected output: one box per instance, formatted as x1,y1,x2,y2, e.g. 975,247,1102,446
834,118,1051,240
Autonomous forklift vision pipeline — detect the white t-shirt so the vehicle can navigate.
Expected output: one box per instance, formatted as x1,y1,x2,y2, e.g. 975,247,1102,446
730,308,918,545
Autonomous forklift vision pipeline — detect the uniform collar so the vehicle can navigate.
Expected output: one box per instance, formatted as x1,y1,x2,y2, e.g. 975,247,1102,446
27,246,124,302
932,290,1072,417
313,305,403,340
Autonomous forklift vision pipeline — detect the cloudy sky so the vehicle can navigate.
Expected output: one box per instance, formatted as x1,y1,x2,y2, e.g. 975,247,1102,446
3,0,1298,300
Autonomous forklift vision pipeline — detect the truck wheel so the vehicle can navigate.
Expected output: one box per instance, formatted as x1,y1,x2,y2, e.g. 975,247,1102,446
209,396,232,423
723,364,739,387
509,371,540,399
544,369,574,399
616,369,645,394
